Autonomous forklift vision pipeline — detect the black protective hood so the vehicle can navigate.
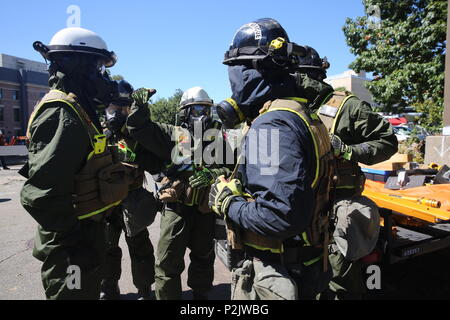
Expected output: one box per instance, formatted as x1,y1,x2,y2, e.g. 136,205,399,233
228,65,298,120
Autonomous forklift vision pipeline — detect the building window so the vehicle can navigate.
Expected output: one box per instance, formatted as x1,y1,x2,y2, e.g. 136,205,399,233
0,89,3,100
12,90,20,100
0,105,3,121
13,107,21,122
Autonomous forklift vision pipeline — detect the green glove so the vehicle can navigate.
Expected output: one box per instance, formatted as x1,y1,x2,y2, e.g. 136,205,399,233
330,134,352,161
189,167,220,188
127,88,156,127
131,88,156,106
209,176,246,216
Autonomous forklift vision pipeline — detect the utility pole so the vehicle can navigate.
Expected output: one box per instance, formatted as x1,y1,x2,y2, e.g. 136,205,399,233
424,2,450,165
443,0,450,136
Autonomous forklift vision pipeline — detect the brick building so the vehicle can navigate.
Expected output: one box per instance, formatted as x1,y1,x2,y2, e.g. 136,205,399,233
0,53,48,139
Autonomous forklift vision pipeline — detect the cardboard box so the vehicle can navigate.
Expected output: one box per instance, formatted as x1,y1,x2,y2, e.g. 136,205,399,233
424,136,450,166
360,153,413,171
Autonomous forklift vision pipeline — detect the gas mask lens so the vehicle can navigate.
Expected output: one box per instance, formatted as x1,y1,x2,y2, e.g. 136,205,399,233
189,105,210,117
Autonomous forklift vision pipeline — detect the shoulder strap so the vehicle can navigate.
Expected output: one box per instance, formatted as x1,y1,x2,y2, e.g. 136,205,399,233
27,90,104,154
317,92,355,134
261,98,326,188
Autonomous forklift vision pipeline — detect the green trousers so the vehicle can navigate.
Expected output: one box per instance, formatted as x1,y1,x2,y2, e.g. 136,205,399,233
155,204,215,300
102,206,155,290
323,249,366,300
32,219,106,300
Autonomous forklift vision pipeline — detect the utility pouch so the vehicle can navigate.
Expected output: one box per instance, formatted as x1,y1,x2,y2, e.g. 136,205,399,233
122,187,160,237
98,162,130,204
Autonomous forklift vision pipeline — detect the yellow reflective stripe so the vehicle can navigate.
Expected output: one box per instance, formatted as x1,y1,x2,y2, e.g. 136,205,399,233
302,232,311,246
266,107,320,188
49,89,101,134
320,92,334,107
244,242,284,254
87,150,95,160
330,95,355,134
303,254,323,267
336,185,357,189
77,200,122,220
283,97,308,103
226,98,245,122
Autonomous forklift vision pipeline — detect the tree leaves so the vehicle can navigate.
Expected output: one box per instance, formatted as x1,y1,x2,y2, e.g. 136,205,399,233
150,89,183,125
343,0,447,131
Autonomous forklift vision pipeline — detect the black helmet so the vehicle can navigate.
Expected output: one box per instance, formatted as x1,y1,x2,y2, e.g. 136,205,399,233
223,18,289,65
295,46,330,80
224,18,308,73
111,80,134,106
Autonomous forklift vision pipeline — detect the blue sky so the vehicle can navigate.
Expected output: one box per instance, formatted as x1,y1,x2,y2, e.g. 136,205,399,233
1,0,366,102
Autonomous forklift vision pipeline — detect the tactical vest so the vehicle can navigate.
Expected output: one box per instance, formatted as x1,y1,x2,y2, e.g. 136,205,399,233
240,98,334,256
317,92,366,196
27,90,131,221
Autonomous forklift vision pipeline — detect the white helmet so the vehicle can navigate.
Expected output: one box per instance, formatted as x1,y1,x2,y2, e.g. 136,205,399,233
33,27,117,67
179,87,213,110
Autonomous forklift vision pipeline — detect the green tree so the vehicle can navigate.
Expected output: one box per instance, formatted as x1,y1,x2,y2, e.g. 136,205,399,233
151,89,183,125
343,0,447,132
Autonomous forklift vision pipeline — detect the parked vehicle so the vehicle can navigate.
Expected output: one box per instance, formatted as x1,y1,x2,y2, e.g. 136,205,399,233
393,124,428,142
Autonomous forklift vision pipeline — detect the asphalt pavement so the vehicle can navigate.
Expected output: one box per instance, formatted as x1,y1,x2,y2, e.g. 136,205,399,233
2,164,450,300
0,165,231,300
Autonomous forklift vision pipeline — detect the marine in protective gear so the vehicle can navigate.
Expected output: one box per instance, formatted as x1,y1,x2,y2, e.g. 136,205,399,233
127,86,233,300
21,27,130,299
212,18,335,300
100,82,162,301
294,45,397,300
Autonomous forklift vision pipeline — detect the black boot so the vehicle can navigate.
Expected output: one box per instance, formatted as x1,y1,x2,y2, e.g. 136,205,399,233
100,281,120,300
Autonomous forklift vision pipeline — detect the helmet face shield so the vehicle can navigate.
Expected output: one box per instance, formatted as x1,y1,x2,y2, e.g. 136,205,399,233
189,105,211,118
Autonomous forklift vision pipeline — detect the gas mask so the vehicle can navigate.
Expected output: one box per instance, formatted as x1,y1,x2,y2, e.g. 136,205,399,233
46,52,120,108
105,107,128,134
216,65,297,128
89,70,121,108
105,78,134,135
182,104,213,133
